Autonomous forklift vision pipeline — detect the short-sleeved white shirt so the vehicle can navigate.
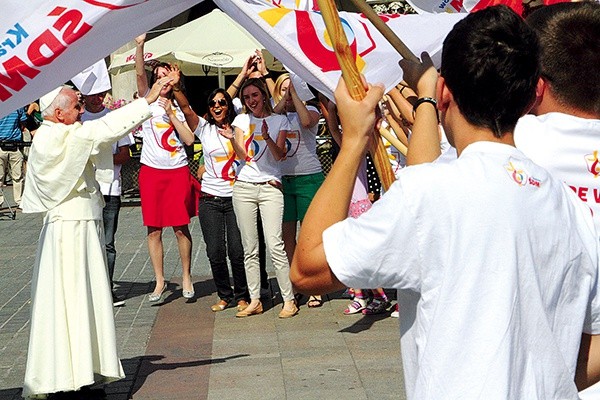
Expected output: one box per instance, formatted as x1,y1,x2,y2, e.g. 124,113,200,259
232,113,288,183
280,106,322,176
515,113,600,233
323,141,600,399
194,117,237,197
140,100,187,169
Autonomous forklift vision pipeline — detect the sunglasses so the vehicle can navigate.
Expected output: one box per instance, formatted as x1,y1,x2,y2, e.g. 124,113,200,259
209,98,228,108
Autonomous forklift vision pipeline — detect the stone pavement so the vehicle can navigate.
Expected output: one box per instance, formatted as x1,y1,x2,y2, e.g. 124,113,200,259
0,190,404,400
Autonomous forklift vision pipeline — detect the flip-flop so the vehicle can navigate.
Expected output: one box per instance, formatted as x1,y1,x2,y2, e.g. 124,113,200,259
307,295,323,308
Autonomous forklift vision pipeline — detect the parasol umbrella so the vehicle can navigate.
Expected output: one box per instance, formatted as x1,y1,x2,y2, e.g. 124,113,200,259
109,8,282,87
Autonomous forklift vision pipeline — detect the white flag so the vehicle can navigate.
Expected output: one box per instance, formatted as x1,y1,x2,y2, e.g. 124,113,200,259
0,0,203,119
215,0,465,100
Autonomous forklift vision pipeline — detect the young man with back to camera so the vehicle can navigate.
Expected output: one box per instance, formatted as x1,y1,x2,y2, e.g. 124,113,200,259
291,6,600,399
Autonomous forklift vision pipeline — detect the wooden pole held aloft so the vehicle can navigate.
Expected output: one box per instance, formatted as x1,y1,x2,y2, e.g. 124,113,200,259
316,0,396,190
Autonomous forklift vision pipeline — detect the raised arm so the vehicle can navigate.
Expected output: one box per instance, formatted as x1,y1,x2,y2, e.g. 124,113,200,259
290,77,384,295
169,65,200,132
159,98,195,146
387,84,417,126
399,52,442,166
254,50,276,97
135,34,149,97
272,83,289,115
289,81,320,129
227,55,253,99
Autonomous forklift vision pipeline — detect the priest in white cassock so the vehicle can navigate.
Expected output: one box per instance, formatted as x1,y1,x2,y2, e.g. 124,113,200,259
20,75,172,399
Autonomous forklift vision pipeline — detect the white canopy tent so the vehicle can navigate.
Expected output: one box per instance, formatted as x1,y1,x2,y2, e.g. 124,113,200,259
108,8,282,88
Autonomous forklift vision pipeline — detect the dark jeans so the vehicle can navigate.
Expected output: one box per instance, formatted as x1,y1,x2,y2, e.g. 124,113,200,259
198,195,248,303
103,195,121,287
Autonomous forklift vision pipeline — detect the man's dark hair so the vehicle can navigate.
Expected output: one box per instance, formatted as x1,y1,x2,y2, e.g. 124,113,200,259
527,2,600,116
205,88,236,126
441,5,540,138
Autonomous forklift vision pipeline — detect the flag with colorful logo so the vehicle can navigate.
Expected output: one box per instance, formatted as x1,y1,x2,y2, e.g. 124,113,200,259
215,0,465,100
0,0,203,119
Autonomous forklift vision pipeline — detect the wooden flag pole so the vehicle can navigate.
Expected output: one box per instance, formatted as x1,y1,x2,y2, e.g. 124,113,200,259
348,0,420,63
316,0,396,190
380,125,408,156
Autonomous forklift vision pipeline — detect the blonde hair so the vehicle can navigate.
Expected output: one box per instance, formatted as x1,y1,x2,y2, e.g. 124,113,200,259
272,73,290,104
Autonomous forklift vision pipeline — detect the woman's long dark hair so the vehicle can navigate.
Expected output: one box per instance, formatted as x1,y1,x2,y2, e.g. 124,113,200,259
206,88,236,126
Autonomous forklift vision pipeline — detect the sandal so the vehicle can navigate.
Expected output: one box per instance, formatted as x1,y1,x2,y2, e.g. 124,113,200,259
344,298,367,315
307,295,323,308
362,298,390,315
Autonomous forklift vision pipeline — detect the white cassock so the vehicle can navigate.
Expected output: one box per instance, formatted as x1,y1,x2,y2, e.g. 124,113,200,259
20,98,152,398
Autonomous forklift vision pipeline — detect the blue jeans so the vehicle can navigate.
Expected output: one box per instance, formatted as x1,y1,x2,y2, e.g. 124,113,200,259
198,195,248,303
103,195,121,286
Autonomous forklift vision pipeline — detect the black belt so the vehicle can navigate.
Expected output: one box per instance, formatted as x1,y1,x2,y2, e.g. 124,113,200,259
201,192,230,200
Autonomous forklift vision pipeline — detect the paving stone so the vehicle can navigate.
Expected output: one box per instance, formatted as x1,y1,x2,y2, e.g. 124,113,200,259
0,192,403,399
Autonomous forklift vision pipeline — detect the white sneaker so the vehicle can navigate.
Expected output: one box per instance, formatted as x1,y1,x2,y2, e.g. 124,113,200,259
390,303,399,318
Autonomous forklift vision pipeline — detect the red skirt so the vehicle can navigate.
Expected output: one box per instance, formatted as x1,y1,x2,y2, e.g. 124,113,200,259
139,165,200,227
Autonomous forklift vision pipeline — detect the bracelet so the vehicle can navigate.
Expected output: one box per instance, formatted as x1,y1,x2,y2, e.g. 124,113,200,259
172,87,181,92
262,72,271,79
231,83,239,89
412,97,438,121
399,85,407,95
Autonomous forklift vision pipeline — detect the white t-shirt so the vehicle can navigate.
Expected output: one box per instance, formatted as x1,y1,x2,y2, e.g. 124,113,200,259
232,113,288,183
194,117,237,197
139,100,187,169
323,141,600,399
81,108,134,196
515,113,600,233
100,135,133,196
280,106,322,176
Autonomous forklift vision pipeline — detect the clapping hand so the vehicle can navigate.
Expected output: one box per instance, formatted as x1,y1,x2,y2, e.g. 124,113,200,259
261,119,270,140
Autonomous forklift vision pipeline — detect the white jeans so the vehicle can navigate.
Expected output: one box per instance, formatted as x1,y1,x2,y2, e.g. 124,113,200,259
232,181,294,301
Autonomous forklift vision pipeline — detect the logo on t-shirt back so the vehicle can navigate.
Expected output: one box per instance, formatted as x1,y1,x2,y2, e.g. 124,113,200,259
585,151,600,178
505,161,541,188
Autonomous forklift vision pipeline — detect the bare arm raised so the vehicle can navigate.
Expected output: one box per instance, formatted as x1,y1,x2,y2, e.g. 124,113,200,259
398,52,442,166
135,34,149,97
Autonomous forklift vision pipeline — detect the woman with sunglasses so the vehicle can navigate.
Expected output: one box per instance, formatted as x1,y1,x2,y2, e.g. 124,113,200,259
273,73,325,308
171,87,251,313
135,34,196,302
225,77,298,318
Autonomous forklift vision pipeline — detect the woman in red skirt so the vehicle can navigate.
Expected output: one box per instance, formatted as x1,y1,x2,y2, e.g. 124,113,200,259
135,34,197,302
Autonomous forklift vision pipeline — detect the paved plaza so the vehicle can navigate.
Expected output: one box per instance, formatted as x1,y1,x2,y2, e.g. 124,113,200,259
0,188,404,400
